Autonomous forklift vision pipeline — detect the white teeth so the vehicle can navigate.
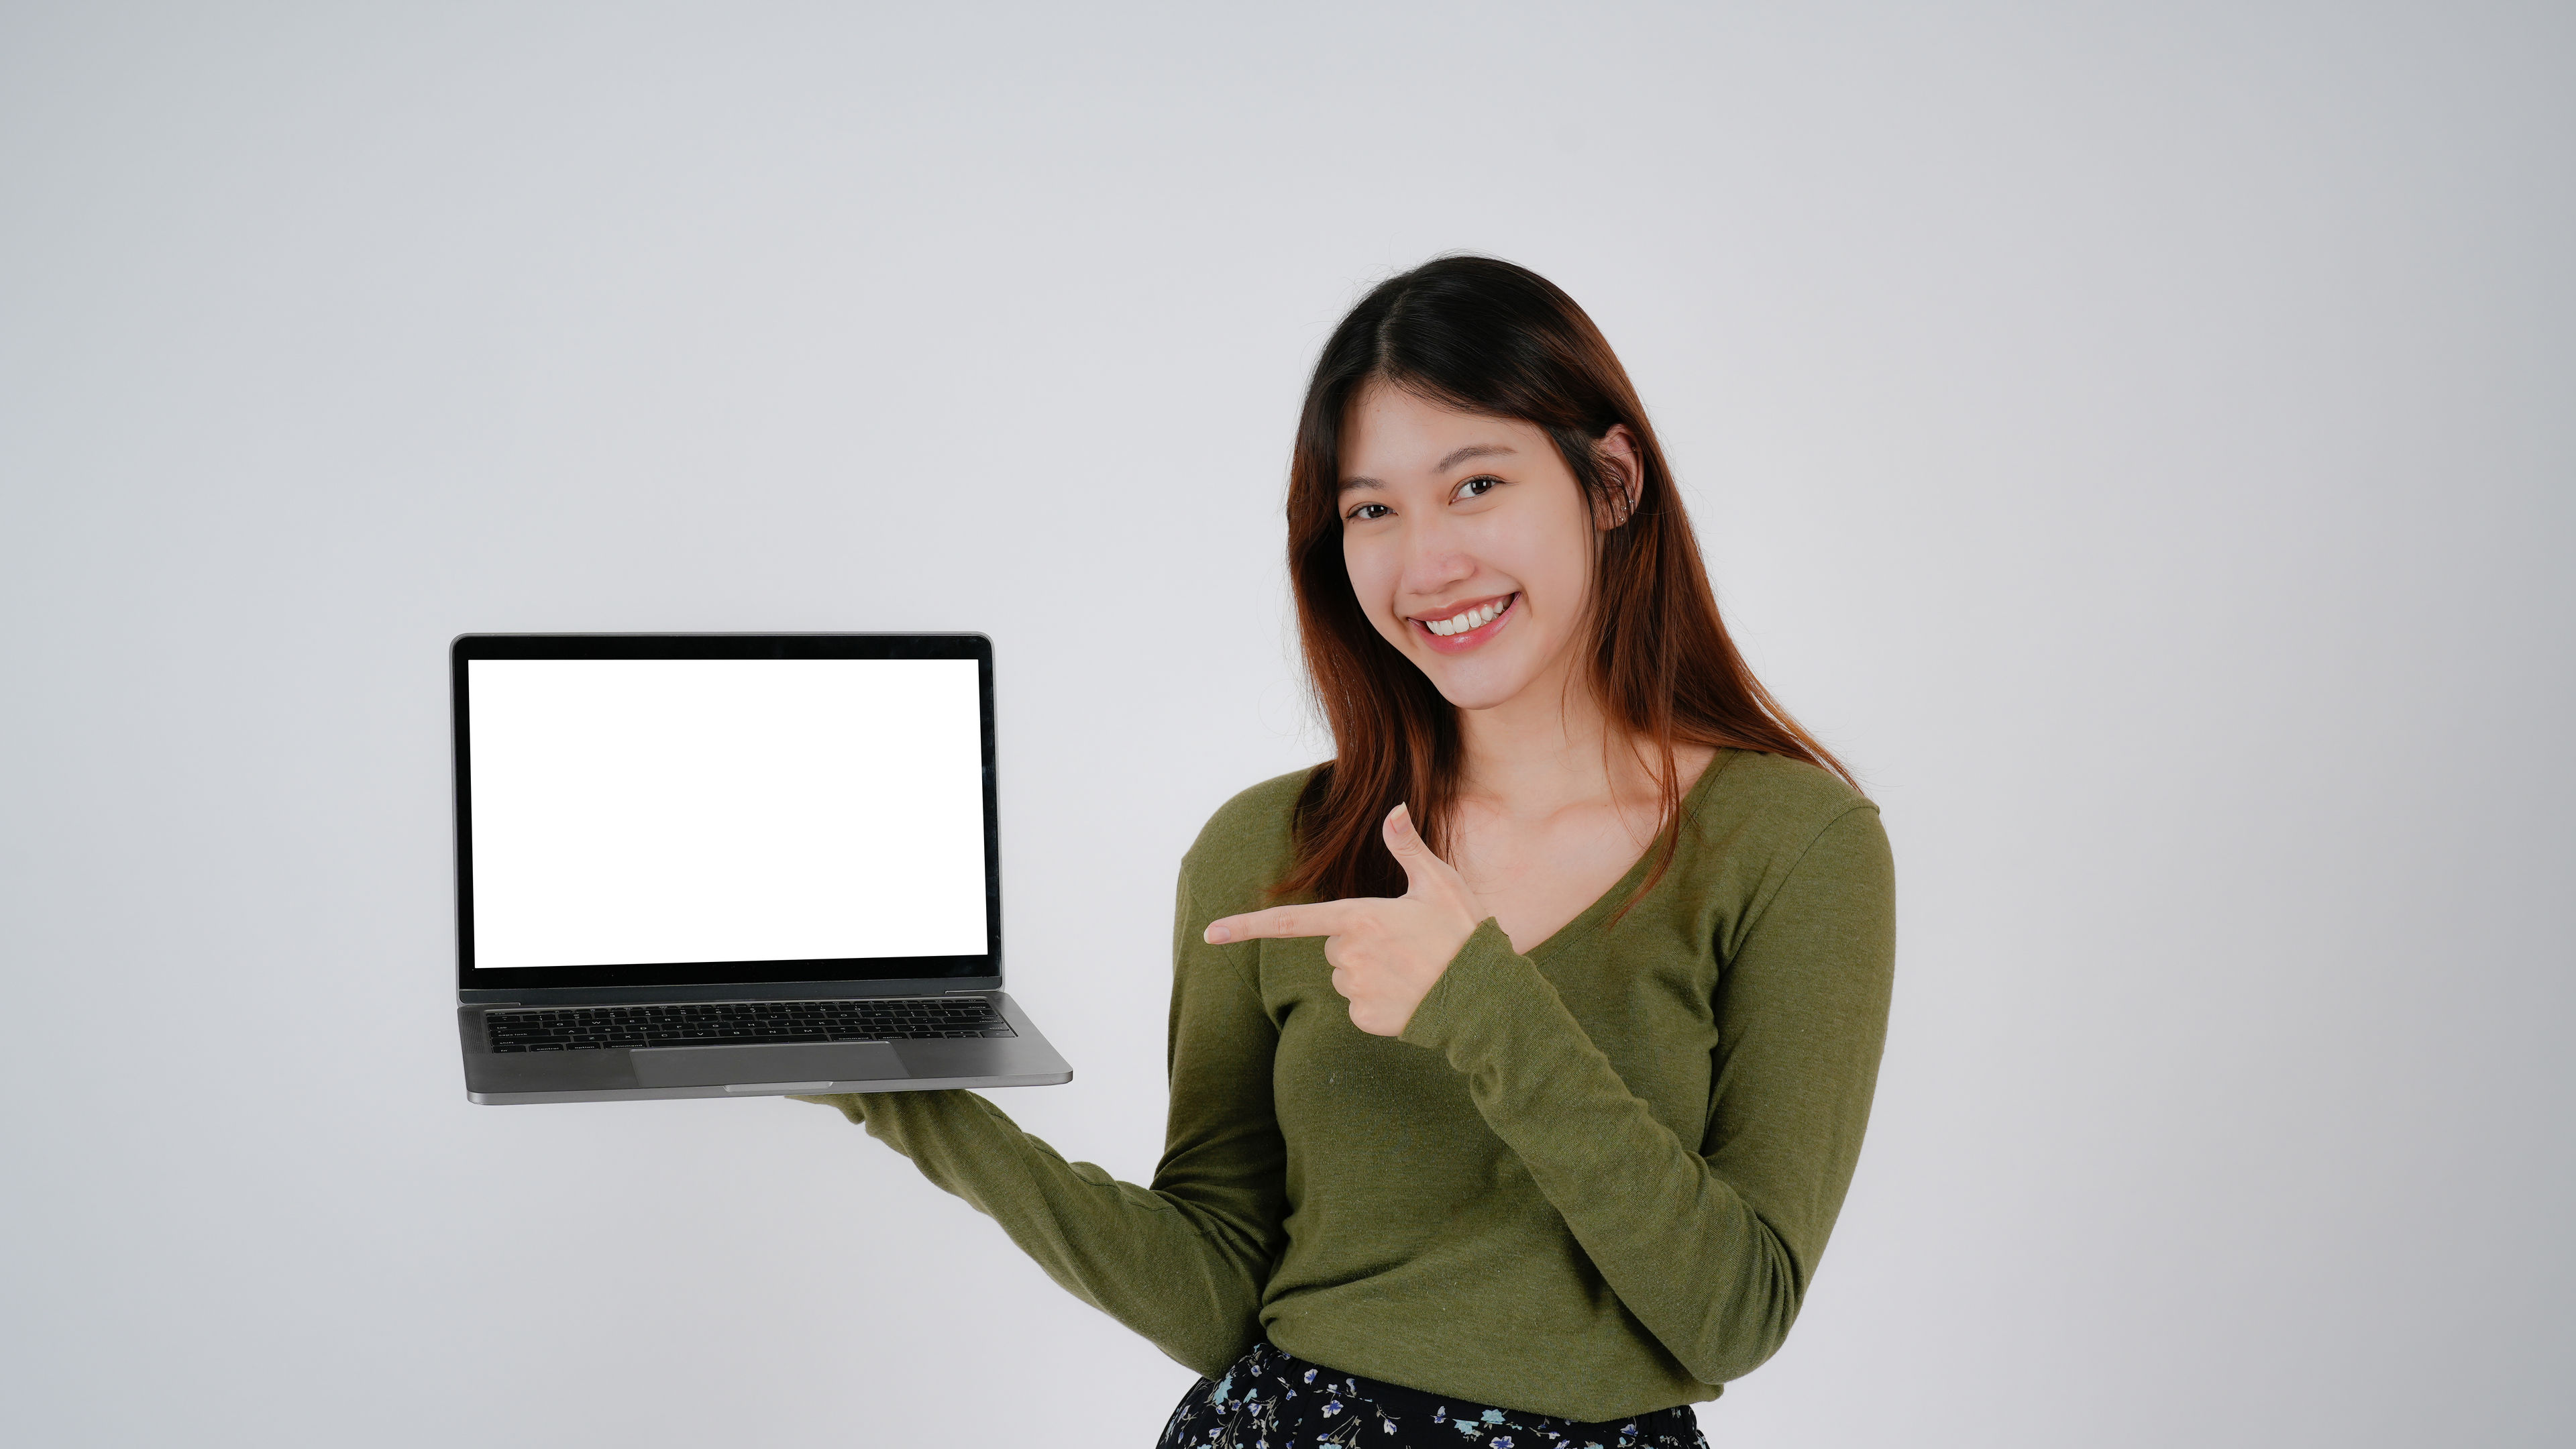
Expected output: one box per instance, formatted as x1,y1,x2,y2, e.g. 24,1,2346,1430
1425,596,1508,636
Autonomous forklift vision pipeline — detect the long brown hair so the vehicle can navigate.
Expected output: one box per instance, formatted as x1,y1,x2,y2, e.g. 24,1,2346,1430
1279,255,1853,915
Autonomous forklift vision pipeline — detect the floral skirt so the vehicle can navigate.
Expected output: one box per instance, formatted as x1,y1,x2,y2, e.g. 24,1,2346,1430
1154,1339,1708,1449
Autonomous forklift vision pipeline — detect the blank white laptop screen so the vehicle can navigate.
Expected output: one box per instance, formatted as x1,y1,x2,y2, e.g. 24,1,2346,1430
466,657,988,969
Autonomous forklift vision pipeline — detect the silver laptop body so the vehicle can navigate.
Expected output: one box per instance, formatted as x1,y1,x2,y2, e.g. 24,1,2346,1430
452,632,1072,1104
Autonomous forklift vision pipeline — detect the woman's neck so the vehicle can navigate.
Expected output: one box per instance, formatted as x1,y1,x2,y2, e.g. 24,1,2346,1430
1455,669,1664,819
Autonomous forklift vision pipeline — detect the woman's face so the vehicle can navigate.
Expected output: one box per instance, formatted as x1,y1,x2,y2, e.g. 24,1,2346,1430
1337,380,1634,714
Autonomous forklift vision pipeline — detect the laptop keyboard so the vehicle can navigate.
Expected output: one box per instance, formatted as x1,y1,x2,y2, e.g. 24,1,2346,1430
484,997,1018,1053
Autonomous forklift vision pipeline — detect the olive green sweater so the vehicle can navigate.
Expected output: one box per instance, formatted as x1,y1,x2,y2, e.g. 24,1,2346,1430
805,749,1894,1420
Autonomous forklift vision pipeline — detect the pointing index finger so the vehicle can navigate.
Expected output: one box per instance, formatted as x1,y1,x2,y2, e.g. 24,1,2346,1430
1204,900,1363,945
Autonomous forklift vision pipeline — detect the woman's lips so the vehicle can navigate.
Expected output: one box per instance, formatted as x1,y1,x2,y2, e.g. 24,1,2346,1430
1413,593,1517,654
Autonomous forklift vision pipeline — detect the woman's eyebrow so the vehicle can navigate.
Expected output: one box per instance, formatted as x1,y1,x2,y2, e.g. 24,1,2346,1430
1340,443,1519,493
1435,443,1515,472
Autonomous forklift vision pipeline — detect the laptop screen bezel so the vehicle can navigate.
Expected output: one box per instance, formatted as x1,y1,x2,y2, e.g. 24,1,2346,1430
449,633,1003,992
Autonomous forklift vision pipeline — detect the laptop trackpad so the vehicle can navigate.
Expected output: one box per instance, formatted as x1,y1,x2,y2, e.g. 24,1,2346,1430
633,1042,906,1088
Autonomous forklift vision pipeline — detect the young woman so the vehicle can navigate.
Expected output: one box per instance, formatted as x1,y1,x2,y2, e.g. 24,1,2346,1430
800,256,1895,1448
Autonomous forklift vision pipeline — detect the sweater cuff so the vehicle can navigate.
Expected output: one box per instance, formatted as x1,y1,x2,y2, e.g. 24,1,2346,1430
1398,916,1546,1065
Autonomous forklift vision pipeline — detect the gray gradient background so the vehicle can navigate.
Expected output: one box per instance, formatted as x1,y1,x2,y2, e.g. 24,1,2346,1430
3,3,2569,1445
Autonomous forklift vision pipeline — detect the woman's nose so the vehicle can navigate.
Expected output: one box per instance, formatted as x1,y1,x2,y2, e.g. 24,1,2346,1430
1399,537,1474,598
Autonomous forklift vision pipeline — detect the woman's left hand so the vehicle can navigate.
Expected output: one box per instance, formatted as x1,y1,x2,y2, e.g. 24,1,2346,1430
1203,802,1483,1036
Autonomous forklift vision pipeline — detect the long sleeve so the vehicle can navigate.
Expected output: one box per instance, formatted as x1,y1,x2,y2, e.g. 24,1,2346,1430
803,855,1289,1377
1395,802,1895,1386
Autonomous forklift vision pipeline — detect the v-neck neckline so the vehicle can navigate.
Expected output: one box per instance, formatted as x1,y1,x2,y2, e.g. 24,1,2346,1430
1515,748,1739,962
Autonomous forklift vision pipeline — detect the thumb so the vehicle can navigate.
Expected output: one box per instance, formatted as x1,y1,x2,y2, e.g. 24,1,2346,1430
1384,802,1465,897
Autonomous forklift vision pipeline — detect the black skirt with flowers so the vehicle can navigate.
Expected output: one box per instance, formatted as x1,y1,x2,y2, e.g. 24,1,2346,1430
1154,1340,1709,1449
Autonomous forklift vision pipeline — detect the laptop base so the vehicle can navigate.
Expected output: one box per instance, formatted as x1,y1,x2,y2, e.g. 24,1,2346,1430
459,991,1071,1104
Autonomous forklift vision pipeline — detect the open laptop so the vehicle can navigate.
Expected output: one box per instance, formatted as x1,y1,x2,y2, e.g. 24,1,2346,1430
452,632,1073,1104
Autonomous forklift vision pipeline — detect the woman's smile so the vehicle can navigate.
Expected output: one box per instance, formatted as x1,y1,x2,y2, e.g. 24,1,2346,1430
1410,592,1518,652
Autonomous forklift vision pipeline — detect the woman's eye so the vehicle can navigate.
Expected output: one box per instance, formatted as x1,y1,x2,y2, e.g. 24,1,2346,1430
1454,476,1501,501
1347,502,1392,521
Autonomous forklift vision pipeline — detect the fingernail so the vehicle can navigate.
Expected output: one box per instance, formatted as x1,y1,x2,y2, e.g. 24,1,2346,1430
1205,925,1230,944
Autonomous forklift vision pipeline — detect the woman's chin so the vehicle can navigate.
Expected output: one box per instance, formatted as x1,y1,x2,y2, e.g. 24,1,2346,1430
1421,656,1544,712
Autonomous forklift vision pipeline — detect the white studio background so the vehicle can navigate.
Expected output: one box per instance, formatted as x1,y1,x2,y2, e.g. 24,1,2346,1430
3,3,2569,1446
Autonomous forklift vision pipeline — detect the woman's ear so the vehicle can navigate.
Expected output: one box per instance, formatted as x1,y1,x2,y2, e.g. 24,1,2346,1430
1593,424,1646,529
